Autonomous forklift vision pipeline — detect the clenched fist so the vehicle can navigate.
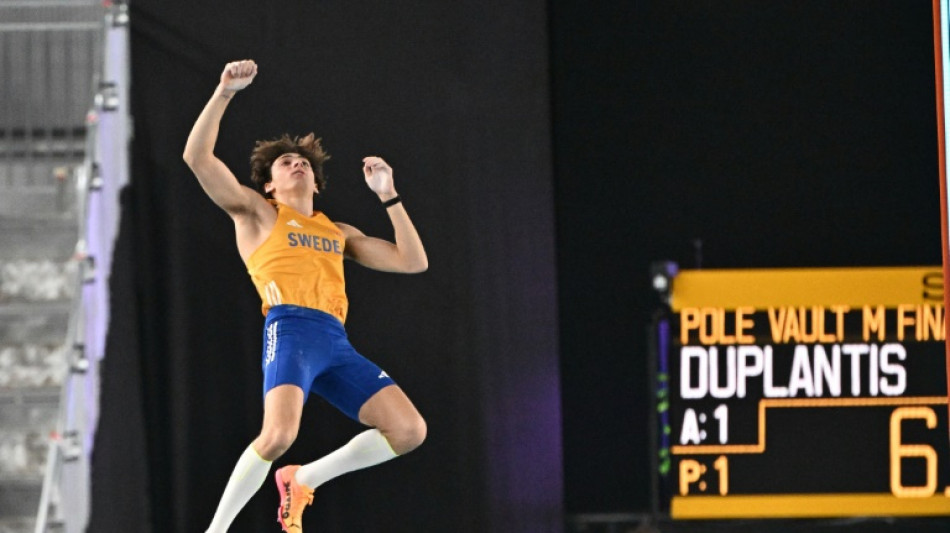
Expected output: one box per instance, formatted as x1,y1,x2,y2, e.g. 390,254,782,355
220,60,258,92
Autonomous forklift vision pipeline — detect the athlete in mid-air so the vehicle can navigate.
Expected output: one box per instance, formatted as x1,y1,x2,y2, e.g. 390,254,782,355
183,59,428,532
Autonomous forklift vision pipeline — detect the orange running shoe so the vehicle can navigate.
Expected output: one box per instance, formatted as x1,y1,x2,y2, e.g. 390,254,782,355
275,465,314,532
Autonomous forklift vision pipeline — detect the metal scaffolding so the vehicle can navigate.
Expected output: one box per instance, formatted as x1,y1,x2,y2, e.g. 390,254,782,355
0,1,129,532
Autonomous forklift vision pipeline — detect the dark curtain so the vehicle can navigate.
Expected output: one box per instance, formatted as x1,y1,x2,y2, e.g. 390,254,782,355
551,0,940,517
89,1,560,532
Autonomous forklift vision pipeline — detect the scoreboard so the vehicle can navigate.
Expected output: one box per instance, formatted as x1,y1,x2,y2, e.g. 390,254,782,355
655,266,950,519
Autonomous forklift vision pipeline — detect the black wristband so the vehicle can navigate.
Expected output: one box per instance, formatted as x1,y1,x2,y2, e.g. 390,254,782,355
382,195,402,208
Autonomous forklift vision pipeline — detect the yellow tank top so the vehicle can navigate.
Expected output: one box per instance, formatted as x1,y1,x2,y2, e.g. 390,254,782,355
246,201,348,322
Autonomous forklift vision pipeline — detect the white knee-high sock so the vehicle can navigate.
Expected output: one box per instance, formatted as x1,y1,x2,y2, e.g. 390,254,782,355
295,429,398,489
205,445,272,533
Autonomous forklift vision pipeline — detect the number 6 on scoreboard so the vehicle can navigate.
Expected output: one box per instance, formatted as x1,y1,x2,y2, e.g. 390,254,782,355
889,406,938,497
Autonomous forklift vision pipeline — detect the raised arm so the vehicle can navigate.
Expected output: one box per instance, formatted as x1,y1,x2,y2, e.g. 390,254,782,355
336,157,428,274
183,60,261,217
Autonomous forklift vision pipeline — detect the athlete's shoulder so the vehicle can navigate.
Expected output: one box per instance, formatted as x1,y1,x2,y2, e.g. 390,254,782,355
332,221,363,240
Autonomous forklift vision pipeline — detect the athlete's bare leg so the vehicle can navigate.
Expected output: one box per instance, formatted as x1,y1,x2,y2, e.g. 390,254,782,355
254,384,305,460
292,385,425,492
207,384,303,532
358,384,427,454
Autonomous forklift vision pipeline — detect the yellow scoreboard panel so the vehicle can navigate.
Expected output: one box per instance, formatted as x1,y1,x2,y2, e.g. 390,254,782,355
659,266,950,519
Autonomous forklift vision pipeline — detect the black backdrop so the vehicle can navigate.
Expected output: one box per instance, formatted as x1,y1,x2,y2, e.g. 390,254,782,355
88,1,949,532
552,0,943,518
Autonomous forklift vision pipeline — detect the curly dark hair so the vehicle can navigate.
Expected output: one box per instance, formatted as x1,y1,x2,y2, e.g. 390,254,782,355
249,133,330,197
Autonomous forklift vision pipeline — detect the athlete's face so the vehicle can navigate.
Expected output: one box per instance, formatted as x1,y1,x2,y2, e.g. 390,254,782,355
265,153,317,197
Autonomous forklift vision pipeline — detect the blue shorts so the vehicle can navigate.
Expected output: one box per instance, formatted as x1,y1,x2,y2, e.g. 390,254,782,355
262,304,396,422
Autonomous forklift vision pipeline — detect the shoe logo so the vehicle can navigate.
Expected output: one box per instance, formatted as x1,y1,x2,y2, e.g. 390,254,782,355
287,219,303,228
282,481,292,519
378,371,389,379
